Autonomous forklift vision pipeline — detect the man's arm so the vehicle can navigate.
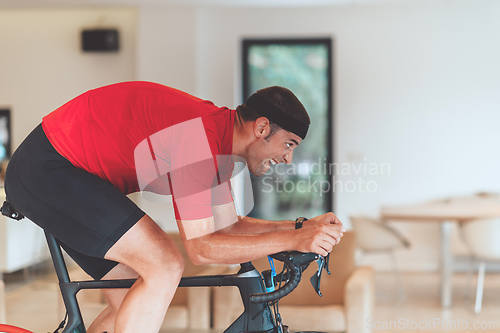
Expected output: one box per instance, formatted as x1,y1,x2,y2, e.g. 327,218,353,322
217,211,344,235
178,216,344,265
182,228,296,265
218,215,295,234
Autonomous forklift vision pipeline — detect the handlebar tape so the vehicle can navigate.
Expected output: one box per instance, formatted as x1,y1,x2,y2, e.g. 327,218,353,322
249,262,301,303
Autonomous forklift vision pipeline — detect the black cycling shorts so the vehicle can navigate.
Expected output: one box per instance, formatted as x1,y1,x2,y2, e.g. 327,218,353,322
4,124,146,280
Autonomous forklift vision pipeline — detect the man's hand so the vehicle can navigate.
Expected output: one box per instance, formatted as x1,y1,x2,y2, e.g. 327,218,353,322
306,212,345,248
294,223,344,257
308,212,343,226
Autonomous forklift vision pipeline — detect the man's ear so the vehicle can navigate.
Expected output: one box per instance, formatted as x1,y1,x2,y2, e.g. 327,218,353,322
254,117,270,138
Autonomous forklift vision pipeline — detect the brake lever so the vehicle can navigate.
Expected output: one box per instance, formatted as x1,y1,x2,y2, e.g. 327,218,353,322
309,253,331,296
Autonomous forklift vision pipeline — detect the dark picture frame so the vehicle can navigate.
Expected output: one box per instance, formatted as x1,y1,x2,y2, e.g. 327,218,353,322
0,109,11,160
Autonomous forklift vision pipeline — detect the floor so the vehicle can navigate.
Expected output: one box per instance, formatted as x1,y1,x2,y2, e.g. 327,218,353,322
3,261,500,333
373,271,500,333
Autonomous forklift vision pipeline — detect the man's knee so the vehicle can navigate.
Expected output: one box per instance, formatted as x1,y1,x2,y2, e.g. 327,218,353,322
102,287,130,311
145,249,184,285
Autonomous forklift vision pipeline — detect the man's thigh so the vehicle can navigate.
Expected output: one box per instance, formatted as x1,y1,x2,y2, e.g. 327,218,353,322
104,214,184,279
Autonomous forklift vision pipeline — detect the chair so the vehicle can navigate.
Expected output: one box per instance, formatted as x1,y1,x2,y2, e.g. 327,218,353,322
350,215,410,254
350,215,410,301
213,231,375,333
460,218,500,313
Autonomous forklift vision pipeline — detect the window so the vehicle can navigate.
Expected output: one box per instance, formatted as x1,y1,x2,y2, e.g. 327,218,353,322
0,109,11,161
242,38,333,220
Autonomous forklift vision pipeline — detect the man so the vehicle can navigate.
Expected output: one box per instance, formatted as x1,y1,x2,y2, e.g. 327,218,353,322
4,81,344,333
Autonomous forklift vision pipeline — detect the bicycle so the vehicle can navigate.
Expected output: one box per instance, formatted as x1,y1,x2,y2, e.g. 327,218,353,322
0,201,331,333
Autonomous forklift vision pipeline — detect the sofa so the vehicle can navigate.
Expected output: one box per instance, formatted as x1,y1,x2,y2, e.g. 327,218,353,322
213,231,375,333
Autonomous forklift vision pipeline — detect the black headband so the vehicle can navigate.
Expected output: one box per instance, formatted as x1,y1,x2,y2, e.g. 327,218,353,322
246,96,309,139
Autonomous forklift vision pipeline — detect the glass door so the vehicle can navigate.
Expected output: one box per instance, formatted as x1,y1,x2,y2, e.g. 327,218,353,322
242,38,333,220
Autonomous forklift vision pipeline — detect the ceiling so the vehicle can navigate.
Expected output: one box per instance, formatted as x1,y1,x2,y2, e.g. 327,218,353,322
0,0,398,8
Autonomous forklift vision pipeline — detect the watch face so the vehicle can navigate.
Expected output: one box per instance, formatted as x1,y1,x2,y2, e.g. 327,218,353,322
295,217,305,229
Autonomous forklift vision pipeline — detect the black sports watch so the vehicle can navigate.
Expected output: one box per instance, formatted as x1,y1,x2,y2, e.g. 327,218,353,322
295,217,308,229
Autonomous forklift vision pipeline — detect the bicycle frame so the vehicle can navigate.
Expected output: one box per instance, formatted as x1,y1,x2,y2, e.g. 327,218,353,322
46,231,276,333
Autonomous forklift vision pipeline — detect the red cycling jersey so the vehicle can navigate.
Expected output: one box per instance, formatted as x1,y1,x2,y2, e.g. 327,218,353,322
42,81,236,221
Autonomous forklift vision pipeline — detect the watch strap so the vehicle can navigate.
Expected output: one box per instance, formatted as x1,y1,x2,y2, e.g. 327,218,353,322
295,217,308,229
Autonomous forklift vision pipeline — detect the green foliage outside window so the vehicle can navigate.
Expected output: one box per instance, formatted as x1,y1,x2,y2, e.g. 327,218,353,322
246,42,331,220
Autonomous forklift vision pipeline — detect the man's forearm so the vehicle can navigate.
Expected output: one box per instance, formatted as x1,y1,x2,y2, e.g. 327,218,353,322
219,216,295,234
180,212,345,265
185,229,297,265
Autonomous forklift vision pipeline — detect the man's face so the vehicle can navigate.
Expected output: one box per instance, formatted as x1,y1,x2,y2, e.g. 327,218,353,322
246,120,302,176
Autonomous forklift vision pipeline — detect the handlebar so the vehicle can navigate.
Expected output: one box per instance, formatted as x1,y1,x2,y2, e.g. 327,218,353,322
249,251,319,303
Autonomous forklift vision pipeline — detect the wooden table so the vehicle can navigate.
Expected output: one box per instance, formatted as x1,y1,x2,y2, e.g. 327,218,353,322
380,193,500,308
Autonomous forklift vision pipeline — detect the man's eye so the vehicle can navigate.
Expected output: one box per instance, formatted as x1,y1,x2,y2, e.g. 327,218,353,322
285,143,292,149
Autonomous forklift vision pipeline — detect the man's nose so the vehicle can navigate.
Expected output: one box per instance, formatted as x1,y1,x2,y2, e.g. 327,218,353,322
283,150,294,164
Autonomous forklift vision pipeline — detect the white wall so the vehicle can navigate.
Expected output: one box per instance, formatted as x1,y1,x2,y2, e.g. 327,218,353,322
136,6,197,93
189,0,500,270
0,8,137,148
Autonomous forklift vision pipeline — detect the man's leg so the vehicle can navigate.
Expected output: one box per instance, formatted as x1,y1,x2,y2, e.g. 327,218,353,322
103,214,184,333
87,264,139,333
